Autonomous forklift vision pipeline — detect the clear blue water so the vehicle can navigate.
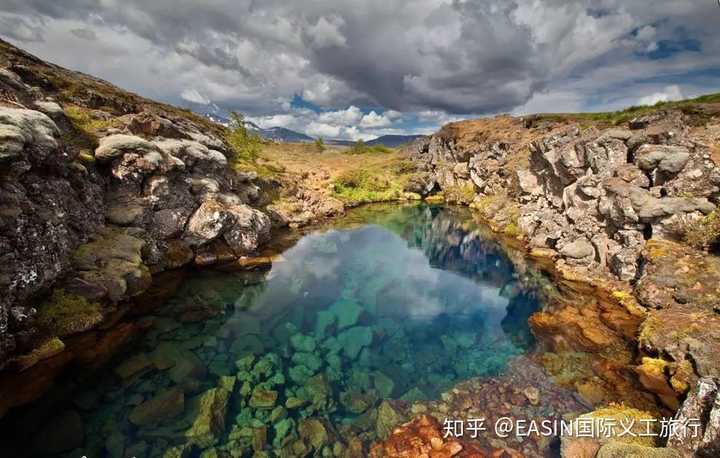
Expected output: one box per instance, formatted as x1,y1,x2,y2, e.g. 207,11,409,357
2,204,541,457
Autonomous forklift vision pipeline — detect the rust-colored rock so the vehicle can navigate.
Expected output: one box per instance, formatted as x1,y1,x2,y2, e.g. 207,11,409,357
369,415,492,458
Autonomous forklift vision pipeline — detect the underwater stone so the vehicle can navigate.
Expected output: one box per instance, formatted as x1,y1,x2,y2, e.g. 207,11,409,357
249,387,278,409
400,387,428,402
314,310,336,338
285,397,308,409
114,352,153,379
288,365,315,384
349,370,372,391
291,352,323,372
219,375,237,392
376,401,405,440
329,299,364,330
340,390,378,414
235,354,256,372
290,333,317,353
270,406,287,423
455,332,476,349
336,326,373,359
129,387,184,426
162,444,196,458
272,418,296,449
185,387,231,448
298,418,329,451
372,371,395,398
229,334,264,356
303,374,334,414
252,426,268,452
169,350,207,385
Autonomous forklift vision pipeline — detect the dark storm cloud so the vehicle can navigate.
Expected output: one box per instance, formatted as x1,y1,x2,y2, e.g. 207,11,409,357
0,0,719,125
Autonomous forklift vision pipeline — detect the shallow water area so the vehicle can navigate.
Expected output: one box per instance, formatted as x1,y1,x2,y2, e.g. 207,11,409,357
3,204,547,457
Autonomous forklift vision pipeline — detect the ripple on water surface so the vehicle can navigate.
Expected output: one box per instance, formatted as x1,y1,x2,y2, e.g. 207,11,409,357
6,204,545,457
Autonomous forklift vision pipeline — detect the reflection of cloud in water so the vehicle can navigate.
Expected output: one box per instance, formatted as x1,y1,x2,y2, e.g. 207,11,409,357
242,217,515,338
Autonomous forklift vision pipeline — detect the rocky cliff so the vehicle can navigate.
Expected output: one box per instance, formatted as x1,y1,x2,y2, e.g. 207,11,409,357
0,40,271,380
407,105,720,414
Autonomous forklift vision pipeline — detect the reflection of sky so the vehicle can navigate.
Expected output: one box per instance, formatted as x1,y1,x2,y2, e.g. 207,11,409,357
244,223,513,339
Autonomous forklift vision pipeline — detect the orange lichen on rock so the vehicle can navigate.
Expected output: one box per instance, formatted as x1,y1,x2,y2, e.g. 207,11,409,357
369,415,497,458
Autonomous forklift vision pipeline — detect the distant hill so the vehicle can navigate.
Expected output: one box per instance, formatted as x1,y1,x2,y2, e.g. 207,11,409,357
259,126,314,143
366,134,425,147
200,110,423,146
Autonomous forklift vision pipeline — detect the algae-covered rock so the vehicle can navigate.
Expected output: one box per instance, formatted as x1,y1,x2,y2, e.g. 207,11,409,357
162,443,196,458
272,418,296,449
288,364,315,385
129,387,184,426
290,333,317,353
185,387,231,448
14,337,65,371
36,289,104,337
372,371,395,398
285,397,308,410
340,390,378,414
302,374,334,414
69,229,152,303
291,352,323,372
329,299,364,330
249,387,278,409
596,441,679,458
561,404,659,458
336,326,373,360
298,418,329,451
375,400,405,440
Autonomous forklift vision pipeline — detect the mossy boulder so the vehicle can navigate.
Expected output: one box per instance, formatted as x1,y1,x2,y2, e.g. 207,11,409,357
69,228,152,303
36,289,104,337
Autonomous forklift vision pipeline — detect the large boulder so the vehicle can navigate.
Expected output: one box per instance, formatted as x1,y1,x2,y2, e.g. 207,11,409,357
668,377,720,457
184,195,270,256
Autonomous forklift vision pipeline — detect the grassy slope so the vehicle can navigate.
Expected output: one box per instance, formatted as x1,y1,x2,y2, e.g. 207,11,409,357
529,92,720,126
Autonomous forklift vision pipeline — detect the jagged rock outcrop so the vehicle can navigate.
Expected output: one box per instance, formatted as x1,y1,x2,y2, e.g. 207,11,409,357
407,109,720,423
669,377,720,457
0,40,271,375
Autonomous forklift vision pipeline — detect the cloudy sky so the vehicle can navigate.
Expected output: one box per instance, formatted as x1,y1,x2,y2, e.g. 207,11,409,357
1,1,719,140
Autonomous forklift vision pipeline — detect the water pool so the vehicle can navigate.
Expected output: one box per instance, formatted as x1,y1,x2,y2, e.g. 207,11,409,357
3,204,543,457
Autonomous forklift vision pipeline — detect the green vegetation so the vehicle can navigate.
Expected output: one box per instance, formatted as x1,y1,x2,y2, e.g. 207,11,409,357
333,169,404,204
314,138,325,152
531,92,720,127
683,211,720,251
36,289,104,337
225,112,263,169
62,104,117,153
348,140,393,155
443,183,477,204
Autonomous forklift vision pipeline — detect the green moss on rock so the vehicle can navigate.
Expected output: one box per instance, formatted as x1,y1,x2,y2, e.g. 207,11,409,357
36,289,104,337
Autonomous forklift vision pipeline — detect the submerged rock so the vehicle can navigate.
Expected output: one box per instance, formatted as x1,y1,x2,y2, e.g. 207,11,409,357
129,387,184,426
185,387,231,448
375,400,405,440
249,387,278,409
336,326,373,360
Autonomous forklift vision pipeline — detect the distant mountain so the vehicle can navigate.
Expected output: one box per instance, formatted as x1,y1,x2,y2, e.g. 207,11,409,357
366,134,425,147
259,126,314,143
197,109,423,146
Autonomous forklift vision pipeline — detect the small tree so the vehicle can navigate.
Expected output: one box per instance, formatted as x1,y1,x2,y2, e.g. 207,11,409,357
225,111,262,168
314,137,325,152
350,139,368,154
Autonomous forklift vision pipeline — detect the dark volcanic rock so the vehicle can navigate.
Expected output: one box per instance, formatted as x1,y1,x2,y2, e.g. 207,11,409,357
0,39,272,374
